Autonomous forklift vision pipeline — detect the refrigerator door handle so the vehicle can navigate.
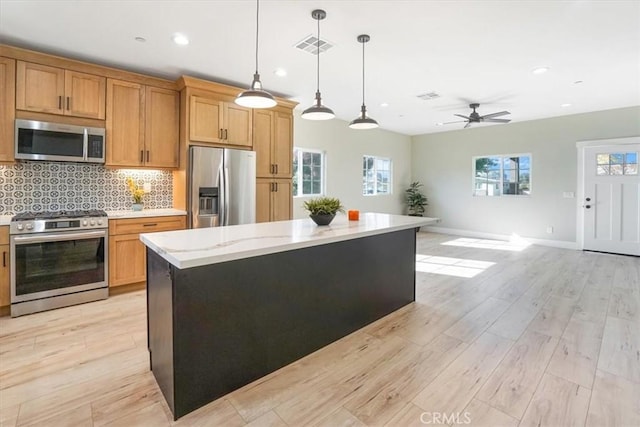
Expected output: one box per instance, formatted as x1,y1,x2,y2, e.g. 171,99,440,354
218,163,225,226
224,167,230,226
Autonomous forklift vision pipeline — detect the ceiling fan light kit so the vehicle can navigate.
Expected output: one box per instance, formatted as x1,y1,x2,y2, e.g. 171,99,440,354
349,34,379,130
301,9,335,120
235,0,277,109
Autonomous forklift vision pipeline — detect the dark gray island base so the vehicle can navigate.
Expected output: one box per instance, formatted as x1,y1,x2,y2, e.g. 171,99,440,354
146,228,417,420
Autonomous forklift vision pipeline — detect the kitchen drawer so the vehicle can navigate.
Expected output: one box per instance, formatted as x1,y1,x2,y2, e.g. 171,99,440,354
109,215,186,235
0,226,8,245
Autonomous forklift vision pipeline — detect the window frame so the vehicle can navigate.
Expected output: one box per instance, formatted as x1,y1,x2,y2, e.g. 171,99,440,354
472,153,532,197
362,155,393,196
292,147,326,198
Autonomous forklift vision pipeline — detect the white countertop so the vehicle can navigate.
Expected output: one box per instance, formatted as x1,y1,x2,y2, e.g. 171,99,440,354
0,215,11,226
140,213,438,269
106,208,187,219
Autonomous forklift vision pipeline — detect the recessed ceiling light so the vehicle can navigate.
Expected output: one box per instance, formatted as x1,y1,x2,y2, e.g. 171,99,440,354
380,102,389,107
532,67,549,74
561,103,572,108
172,33,189,46
134,36,146,43
574,80,583,84
436,122,444,126
274,68,287,77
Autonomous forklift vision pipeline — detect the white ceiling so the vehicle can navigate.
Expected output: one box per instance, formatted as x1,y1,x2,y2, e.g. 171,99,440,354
1,0,639,136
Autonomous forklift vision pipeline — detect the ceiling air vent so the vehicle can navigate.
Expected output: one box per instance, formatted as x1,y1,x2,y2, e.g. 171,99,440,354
295,35,334,55
417,92,441,101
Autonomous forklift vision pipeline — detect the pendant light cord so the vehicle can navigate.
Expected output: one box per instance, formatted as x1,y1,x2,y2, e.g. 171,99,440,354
255,0,260,74
316,14,320,92
361,40,366,107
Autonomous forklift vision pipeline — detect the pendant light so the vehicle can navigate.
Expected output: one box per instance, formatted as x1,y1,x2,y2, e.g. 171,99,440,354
235,0,277,109
349,34,378,130
301,9,335,120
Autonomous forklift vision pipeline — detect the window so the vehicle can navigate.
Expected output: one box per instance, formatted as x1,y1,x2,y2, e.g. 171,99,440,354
292,148,325,197
596,152,638,175
363,155,392,195
474,154,531,196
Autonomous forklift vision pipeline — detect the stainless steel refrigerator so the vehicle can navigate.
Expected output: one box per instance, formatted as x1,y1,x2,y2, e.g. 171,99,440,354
188,146,256,228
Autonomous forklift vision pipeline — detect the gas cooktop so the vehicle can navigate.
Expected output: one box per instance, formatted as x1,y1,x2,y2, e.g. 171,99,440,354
11,209,108,221
10,210,108,235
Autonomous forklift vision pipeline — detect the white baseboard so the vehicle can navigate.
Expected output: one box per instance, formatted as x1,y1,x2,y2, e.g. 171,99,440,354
423,226,580,250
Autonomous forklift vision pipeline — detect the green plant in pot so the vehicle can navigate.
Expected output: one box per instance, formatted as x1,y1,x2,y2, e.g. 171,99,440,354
405,181,428,216
303,197,344,225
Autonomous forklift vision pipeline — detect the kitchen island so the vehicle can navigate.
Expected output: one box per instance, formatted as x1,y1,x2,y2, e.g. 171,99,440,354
140,213,438,419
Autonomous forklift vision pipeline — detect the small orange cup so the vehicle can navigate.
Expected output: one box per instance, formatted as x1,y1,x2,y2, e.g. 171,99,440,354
348,210,360,221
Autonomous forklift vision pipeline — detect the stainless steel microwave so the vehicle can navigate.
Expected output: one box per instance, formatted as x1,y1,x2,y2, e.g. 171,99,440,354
15,119,105,163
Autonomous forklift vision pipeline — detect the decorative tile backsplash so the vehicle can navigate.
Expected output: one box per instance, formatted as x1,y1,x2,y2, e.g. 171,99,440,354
0,161,173,215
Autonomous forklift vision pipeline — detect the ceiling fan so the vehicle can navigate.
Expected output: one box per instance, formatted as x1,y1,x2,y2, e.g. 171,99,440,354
443,103,511,128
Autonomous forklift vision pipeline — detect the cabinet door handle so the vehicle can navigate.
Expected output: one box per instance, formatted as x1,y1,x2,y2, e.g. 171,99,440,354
66,96,70,110
275,164,278,175
140,150,144,163
275,182,278,192
2,251,6,267
219,129,223,139
143,223,158,227
224,129,228,140
58,96,62,109
146,150,150,162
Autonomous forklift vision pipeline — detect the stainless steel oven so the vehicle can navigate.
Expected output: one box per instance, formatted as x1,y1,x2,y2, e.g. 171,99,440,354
10,210,109,317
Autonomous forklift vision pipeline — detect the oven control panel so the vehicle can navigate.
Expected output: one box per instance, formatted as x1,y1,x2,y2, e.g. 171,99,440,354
10,218,107,235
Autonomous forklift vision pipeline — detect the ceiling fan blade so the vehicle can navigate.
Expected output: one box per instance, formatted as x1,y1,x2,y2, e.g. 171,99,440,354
480,111,510,119
483,118,511,123
464,122,472,129
454,114,470,120
442,120,467,125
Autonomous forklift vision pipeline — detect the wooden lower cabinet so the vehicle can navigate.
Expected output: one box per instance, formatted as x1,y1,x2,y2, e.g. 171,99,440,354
256,179,292,223
0,226,9,308
108,215,185,287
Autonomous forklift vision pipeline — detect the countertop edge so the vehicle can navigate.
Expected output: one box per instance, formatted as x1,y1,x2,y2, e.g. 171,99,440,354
106,209,187,219
141,215,438,269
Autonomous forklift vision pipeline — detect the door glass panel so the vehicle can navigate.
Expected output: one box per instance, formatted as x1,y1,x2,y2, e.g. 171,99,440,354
610,164,623,175
597,165,609,175
596,154,609,164
14,237,105,295
610,153,624,164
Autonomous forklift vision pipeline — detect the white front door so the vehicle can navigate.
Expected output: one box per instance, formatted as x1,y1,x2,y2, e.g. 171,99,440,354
583,143,639,256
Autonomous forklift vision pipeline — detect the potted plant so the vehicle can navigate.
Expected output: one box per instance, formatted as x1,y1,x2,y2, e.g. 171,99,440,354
126,177,145,211
303,197,344,225
405,182,428,216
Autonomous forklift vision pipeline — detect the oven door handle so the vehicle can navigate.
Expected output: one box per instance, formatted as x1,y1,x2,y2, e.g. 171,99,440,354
13,230,106,244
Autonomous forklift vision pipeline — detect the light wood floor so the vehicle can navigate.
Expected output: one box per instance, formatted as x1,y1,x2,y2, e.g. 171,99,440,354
1,232,638,427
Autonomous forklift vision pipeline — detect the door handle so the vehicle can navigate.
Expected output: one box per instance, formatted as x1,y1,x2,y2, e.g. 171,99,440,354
224,129,228,140
275,164,278,175
275,182,278,192
2,251,6,267
146,150,150,162
219,129,223,139
585,205,591,209
140,150,144,163
585,197,591,202
58,96,62,109
66,96,70,110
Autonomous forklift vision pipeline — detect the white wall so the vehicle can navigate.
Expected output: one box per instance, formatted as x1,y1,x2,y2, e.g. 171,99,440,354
411,106,640,243
293,112,412,219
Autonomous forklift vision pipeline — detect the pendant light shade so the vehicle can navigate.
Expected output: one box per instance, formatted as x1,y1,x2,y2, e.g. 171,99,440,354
236,0,277,109
349,34,378,130
301,9,335,121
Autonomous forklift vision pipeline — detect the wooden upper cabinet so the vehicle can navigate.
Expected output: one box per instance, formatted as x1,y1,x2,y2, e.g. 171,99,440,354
16,61,64,115
253,109,293,178
106,79,143,167
106,79,179,168
145,87,179,168
225,103,252,147
16,61,106,119
0,57,16,163
65,71,106,119
274,112,293,178
190,95,223,143
188,94,251,146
